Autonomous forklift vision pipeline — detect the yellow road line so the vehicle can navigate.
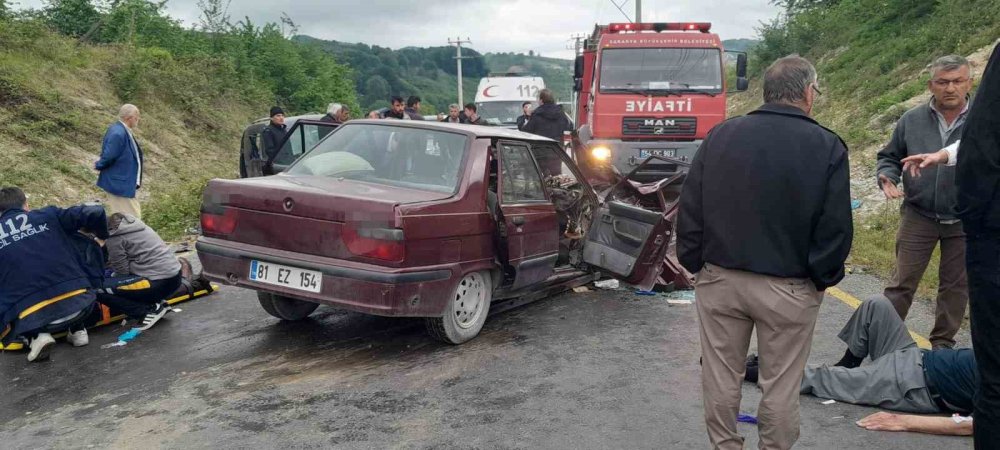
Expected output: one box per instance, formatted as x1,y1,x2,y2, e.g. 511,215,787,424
827,287,932,350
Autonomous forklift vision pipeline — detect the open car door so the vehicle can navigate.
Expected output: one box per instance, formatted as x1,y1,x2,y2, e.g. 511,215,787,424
582,156,692,291
263,120,340,175
495,140,560,291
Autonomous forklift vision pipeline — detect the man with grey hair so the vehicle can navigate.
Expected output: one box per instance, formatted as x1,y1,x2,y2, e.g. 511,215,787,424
95,104,144,219
439,103,462,123
321,103,348,125
678,55,852,449
876,55,974,350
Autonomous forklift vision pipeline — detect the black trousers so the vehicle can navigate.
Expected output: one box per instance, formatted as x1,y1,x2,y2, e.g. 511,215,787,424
966,231,1000,448
96,273,182,319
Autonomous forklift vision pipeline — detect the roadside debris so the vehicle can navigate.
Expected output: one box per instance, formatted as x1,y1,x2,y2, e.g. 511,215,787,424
100,328,143,349
851,199,863,210
634,290,656,296
737,414,758,424
821,399,837,405
572,286,591,293
593,279,620,290
667,299,693,305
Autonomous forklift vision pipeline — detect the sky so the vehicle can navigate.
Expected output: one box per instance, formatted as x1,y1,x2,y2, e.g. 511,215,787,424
12,0,783,59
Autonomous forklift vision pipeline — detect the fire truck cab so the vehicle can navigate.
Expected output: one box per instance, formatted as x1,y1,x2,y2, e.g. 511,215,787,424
573,22,748,181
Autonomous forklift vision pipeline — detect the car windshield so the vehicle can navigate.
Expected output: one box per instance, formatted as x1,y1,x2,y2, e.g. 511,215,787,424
287,124,468,194
599,48,722,93
476,101,529,125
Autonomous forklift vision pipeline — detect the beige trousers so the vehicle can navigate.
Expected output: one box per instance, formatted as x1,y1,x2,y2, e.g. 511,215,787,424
695,263,823,450
105,194,141,219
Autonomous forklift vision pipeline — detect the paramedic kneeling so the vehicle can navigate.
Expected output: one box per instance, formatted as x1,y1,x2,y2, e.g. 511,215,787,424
0,187,107,362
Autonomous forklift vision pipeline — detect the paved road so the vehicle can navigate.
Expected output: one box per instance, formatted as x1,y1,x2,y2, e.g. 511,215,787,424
0,274,973,449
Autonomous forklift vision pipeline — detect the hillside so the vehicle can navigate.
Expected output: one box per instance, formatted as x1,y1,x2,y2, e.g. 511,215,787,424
730,0,1000,295
296,35,578,112
0,2,357,239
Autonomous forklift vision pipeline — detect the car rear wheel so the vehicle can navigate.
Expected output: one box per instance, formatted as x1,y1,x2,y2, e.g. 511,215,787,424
425,271,492,345
257,291,319,321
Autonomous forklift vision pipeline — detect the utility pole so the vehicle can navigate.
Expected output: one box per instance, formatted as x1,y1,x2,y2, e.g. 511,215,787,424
448,37,473,106
635,0,641,23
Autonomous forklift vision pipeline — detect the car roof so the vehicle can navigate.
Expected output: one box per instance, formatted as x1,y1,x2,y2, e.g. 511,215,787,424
248,114,324,127
341,119,559,143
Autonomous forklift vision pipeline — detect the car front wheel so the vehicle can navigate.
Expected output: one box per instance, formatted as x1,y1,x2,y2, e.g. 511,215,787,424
425,271,493,344
257,291,319,321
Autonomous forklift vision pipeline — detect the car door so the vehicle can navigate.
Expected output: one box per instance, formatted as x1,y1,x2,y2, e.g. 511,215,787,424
496,140,559,290
581,158,687,291
265,121,340,175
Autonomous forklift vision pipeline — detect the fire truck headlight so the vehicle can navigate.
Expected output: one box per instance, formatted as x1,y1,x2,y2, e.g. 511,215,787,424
591,146,611,161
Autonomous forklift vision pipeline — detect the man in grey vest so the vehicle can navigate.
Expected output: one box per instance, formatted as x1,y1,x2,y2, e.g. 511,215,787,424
876,55,974,349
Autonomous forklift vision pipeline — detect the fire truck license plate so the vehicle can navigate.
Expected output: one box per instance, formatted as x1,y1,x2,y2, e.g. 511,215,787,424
249,260,322,293
639,149,676,158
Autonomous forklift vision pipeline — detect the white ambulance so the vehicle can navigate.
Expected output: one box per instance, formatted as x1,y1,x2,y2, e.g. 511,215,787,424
474,74,545,128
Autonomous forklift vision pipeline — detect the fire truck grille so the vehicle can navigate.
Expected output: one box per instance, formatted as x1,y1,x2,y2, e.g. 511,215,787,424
622,117,697,137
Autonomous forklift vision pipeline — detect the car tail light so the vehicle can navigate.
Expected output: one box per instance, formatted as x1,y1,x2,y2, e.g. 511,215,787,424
343,224,405,262
608,22,712,33
201,208,238,236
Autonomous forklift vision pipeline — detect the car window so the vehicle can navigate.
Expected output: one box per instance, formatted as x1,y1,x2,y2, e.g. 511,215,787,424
499,142,546,204
287,124,468,194
274,123,335,166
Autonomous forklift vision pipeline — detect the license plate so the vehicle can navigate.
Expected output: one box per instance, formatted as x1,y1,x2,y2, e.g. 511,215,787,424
248,260,322,293
639,149,676,158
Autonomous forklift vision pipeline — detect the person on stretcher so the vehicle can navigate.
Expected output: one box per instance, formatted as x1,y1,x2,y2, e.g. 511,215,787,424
96,213,184,331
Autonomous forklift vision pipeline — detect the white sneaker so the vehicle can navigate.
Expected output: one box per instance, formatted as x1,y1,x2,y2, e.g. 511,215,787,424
27,333,56,362
137,302,171,331
66,329,89,347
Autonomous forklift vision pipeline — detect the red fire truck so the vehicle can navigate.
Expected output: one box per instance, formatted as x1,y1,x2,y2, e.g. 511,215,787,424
572,22,748,181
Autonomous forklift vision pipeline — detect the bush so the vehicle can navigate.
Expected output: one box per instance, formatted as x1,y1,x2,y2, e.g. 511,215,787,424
144,178,210,241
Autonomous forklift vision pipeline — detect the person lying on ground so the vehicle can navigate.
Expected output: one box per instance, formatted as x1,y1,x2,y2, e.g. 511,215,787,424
97,213,183,330
0,187,107,362
744,296,976,437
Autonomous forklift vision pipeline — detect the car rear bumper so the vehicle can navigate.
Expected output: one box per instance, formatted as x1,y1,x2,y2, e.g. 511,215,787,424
196,237,457,317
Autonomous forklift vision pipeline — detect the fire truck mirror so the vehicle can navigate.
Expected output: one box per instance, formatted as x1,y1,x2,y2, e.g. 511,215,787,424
736,53,748,78
574,55,585,79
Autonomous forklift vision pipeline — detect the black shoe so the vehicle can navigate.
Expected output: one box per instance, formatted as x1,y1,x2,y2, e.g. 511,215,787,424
834,349,863,368
744,354,759,383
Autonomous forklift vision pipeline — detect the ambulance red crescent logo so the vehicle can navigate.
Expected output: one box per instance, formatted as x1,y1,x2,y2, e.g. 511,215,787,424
482,85,499,97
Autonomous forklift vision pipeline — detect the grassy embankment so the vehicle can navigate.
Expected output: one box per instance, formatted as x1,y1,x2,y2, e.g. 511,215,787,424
0,21,256,238
730,0,1000,297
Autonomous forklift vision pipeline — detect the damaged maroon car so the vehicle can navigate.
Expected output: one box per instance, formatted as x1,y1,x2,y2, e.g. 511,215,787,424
197,120,691,344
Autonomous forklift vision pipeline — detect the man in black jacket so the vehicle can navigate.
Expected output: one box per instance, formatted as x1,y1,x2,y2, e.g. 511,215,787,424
521,90,571,141
516,101,532,131
404,96,424,120
677,55,853,450
260,106,288,162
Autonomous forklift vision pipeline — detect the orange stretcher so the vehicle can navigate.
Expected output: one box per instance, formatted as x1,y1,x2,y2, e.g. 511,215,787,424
0,284,218,352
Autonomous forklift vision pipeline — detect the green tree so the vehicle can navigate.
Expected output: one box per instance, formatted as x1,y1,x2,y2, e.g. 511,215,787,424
364,75,389,104
44,0,100,37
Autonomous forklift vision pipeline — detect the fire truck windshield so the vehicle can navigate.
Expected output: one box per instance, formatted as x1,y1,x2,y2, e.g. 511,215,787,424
599,48,722,94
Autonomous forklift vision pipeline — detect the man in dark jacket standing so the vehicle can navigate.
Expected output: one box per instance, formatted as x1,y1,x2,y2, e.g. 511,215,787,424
521,90,570,141
677,55,852,449
516,102,532,131
461,103,487,125
260,106,288,163
404,96,425,120
0,187,108,362
876,55,973,350
95,104,144,219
